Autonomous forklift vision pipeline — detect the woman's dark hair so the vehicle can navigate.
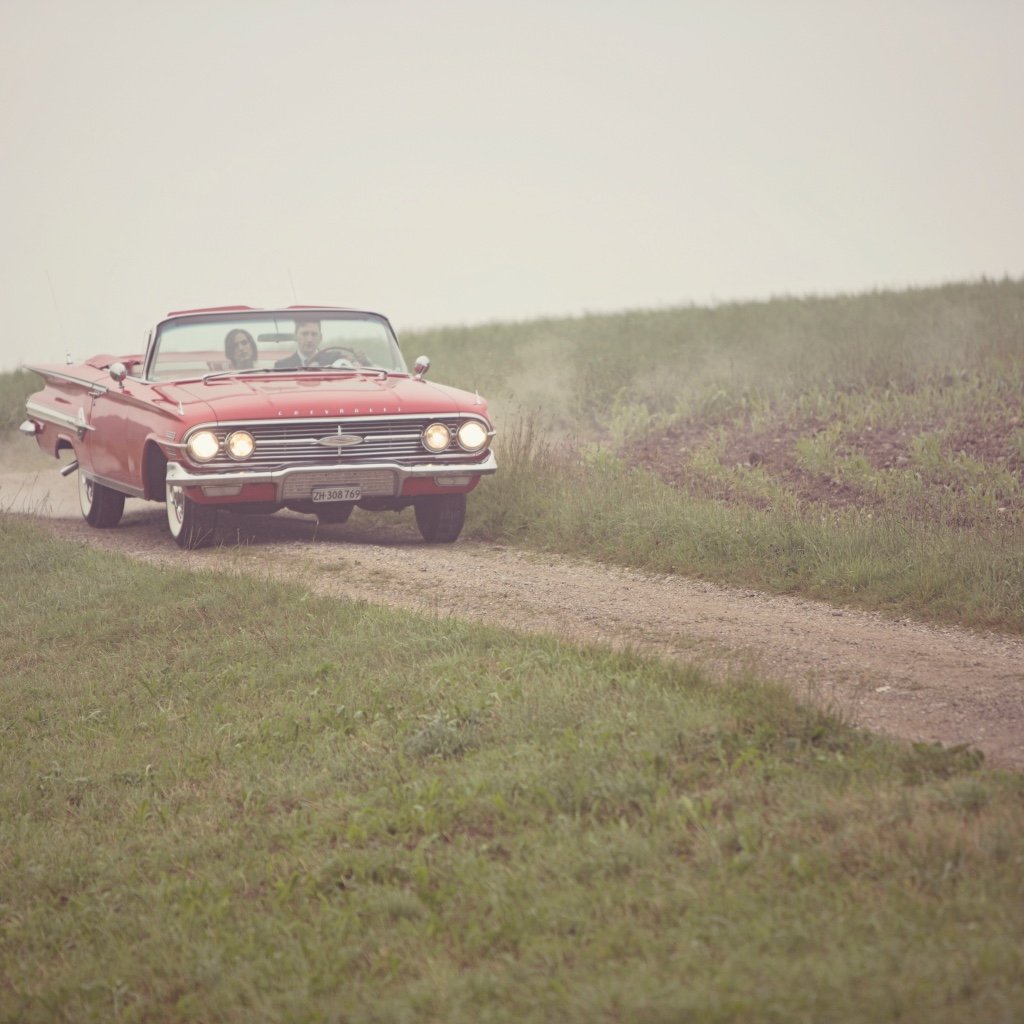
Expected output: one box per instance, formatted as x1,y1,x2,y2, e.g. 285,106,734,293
225,329,257,367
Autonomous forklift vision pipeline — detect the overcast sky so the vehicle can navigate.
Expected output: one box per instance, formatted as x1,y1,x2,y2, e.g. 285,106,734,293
2,0,1022,370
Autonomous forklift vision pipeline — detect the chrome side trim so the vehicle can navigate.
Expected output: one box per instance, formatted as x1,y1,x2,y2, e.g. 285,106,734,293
165,451,497,500
78,470,145,499
25,400,96,433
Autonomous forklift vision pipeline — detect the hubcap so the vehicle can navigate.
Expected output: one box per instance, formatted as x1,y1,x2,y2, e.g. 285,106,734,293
79,474,93,510
167,484,185,531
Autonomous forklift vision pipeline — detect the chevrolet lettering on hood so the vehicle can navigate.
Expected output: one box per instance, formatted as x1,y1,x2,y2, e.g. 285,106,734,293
20,304,497,549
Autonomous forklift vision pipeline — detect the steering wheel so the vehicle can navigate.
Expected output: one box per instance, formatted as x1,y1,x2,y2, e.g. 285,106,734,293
314,346,361,367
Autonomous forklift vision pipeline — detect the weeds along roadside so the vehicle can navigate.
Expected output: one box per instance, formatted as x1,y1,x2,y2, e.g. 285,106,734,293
2,516,1023,1022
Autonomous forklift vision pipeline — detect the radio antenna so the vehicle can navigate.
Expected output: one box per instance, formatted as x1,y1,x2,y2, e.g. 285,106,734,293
45,268,71,364
287,267,298,303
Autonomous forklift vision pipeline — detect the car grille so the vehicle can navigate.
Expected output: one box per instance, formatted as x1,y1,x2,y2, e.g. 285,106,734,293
194,414,486,472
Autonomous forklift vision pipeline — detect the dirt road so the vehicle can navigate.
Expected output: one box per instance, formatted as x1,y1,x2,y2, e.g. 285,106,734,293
4,457,1023,770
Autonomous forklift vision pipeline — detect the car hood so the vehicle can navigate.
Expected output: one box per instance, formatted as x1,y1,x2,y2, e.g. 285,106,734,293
158,373,489,424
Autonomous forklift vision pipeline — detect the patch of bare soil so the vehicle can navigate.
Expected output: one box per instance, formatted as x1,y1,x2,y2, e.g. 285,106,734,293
5,464,1023,771
626,406,1024,517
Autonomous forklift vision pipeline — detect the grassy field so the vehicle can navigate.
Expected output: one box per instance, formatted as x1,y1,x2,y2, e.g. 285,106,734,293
407,279,1024,632
2,515,1023,1023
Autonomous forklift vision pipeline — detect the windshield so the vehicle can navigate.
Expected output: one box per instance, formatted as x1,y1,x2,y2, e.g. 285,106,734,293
147,311,408,381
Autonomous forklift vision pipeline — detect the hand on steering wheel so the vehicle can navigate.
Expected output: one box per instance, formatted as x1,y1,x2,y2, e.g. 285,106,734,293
315,346,362,367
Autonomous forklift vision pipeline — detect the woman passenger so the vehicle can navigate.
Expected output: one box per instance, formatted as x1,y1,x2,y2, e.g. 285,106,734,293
225,329,258,369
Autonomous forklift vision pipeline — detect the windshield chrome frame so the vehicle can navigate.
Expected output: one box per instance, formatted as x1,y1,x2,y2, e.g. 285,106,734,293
144,308,406,383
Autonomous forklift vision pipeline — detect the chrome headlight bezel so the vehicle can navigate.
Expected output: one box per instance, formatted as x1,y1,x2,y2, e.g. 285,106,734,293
186,429,220,463
225,430,255,461
422,422,452,453
456,420,489,452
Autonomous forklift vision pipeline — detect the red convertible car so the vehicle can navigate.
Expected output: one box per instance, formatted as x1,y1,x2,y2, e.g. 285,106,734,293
20,305,497,548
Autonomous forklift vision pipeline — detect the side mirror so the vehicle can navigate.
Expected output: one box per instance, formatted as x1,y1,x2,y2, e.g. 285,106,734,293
109,362,128,388
413,355,430,380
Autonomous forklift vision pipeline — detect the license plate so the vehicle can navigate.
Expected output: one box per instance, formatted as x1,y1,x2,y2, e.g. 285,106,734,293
312,485,361,503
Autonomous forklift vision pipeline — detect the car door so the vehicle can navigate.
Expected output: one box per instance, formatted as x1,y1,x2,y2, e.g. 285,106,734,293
85,375,164,497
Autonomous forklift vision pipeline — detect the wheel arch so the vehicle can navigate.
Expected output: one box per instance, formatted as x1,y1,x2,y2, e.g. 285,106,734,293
143,440,170,501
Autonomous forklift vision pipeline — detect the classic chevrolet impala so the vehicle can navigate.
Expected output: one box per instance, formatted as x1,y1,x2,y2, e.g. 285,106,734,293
20,305,497,548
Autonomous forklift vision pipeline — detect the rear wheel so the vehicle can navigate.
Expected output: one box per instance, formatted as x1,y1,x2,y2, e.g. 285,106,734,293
166,482,218,549
414,493,466,543
78,473,125,528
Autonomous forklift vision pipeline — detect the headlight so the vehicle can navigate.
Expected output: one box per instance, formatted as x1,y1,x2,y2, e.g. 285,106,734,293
457,420,489,452
225,430,255,461
422,422,451,453
187,429,220,462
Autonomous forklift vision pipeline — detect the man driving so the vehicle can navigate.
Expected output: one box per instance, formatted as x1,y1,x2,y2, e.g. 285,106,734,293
274,318,323,369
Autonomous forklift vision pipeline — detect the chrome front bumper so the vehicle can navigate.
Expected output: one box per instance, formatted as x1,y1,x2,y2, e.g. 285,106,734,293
165,451,497,501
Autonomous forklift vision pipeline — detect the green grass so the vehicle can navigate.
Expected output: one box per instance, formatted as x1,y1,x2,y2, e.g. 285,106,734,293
2,516,1024,1022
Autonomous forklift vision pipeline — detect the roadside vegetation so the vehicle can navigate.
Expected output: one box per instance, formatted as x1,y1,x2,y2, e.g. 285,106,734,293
409,278,1024,632
2,516,1022,1023
0,368,38,434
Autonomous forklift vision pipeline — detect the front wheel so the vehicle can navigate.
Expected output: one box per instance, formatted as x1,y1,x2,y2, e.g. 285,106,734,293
166,482,218,549
414,493,466,543
79,473,125,528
